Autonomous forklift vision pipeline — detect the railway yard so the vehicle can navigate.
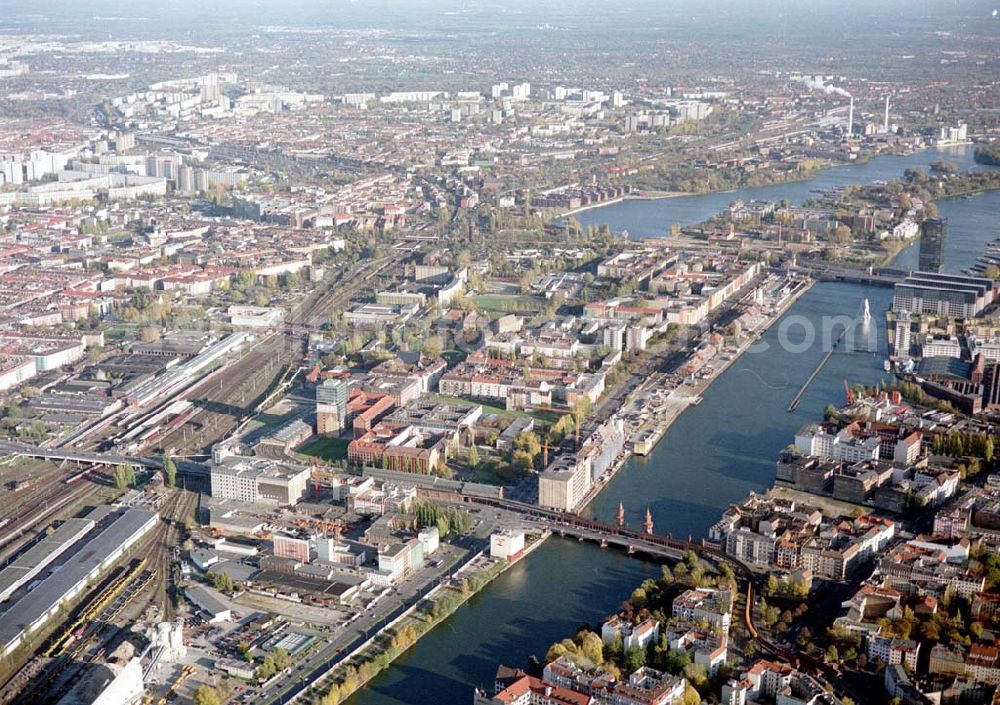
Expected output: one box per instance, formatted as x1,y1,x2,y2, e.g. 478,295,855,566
0,248,410,705
0,485,200,703
108,252,402,459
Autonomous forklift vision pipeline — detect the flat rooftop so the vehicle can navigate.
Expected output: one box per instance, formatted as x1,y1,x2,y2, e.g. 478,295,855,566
0,508,157,650
0,518,95,600
214,456,309,481
185,585,229,616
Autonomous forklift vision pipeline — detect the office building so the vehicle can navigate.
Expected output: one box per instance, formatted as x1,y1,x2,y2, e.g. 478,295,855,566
893,315,911,358
893,271,995,319
316,378,348,435
918,218,946,273
347,424,449,475
210,456,310,505
273,534,311,563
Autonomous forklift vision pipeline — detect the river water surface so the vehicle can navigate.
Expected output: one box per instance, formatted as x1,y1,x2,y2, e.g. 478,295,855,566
347,145,999,705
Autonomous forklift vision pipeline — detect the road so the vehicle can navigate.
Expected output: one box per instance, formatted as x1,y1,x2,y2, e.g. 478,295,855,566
252,534,486,705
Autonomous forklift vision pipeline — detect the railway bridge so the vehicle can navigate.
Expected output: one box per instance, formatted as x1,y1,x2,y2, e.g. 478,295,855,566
466,495,856,692
466,496,752,576
0,441,162,471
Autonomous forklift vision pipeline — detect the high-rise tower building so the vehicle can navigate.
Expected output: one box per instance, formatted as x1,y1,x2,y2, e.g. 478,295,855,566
918,217,947,273
316,378,348,435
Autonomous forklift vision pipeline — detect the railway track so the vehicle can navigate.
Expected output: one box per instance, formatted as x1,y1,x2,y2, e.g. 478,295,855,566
152,253,403,456
292,253,401,329
145,489,198,619
13,489,198,703
0,471,105,554
152,334,298,454
14,559,156,704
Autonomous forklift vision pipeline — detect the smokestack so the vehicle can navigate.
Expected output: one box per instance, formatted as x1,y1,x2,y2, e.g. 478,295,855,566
847,96,854,137
884,95,890,133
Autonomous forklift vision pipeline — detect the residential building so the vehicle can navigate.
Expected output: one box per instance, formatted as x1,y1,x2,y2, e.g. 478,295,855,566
600,616,660,651
671,588,732,631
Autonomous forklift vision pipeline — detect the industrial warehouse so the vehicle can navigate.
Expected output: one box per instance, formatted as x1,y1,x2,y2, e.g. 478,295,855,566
0,508,158,657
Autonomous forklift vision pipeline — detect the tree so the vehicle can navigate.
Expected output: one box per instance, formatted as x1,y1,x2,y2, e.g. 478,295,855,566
162,454,177,488
273,647,292,670
546,641,570,663
422,335,444,358
831,224,852,244
514,431,542,460
281,271,301,290
682,684,701,705
624,646,646,672
579,631,604,665
112,465,134,490
212,571,234,592
548,415,575,443
630,586,648,609
682,663,708,689
467,444,480,468
194,686,223,705
571,398,593,447
661,648,691,675
511,450,535,472
259,654,277,680
606,635,623,659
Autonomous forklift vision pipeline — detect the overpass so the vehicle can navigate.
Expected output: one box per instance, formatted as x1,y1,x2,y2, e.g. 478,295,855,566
0,441,162,471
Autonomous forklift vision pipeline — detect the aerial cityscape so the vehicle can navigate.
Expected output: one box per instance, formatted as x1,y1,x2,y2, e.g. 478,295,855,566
0,1,1000,704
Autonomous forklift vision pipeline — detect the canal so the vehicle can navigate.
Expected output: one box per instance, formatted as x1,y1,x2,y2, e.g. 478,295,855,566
347,146,999,705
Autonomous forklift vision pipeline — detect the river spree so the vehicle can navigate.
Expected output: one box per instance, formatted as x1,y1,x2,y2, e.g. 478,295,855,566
575,144,990,238
892,188,1000,272
347,147,999,705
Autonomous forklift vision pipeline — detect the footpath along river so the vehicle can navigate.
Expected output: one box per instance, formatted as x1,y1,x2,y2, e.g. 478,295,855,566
347,146,1000,705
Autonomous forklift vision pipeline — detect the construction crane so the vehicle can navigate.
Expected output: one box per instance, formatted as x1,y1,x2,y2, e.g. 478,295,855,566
844,379,854,405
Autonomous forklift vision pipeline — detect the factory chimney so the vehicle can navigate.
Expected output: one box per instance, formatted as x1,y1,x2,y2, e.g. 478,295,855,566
847,96,854,137
884,95,890,133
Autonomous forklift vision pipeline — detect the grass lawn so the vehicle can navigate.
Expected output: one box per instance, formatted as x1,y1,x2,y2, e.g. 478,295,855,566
472,294,543,314
296,436,351,461
426,393,560,426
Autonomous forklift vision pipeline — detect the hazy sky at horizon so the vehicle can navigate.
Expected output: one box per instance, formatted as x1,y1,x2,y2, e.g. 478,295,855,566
1,0,995,56
3,0,999,26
